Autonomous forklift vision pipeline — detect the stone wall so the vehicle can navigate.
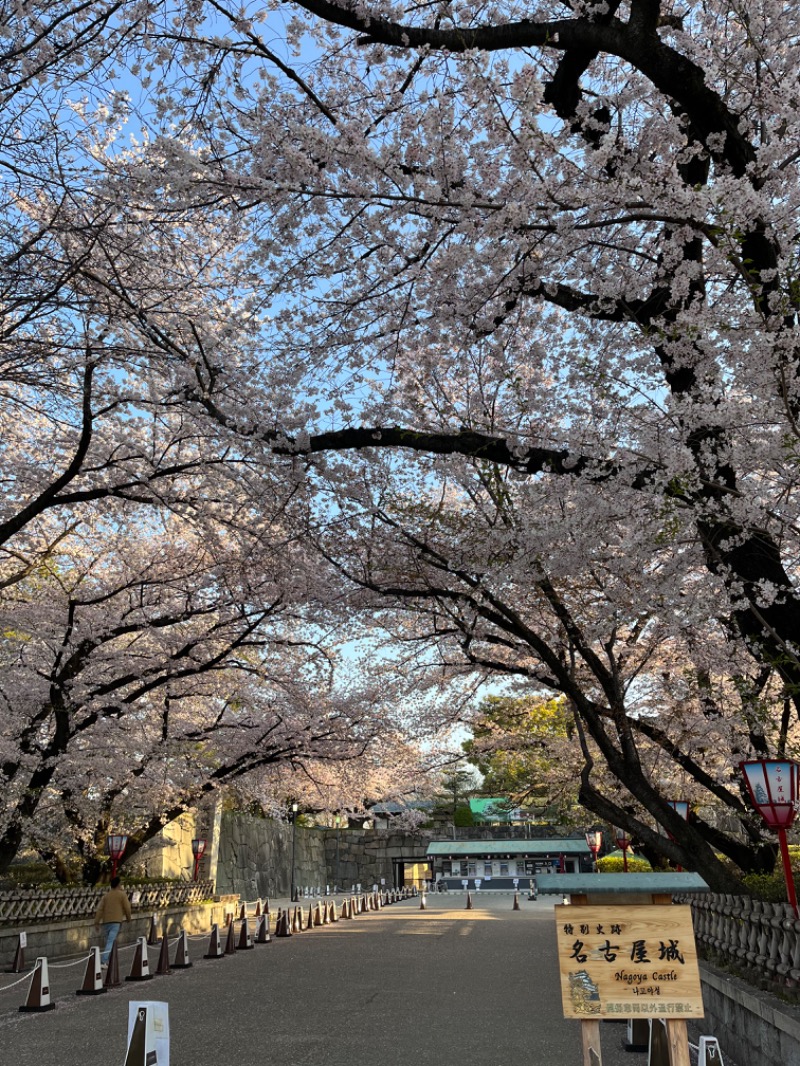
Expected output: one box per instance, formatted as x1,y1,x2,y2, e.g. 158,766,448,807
215,815,432,898
215,813,327,899
698,961,800,1066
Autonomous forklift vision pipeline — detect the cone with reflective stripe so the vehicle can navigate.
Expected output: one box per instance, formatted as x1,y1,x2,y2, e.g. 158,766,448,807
125,1003,158,1066
172,930,192,968
76,946,106,996
513,892,521,911
238,916,254,949
224,918,237,955
5,932,25,973
155,934,172,975
146,914,159,946
126,936,153,981
466,891,473,910
104,939,122,988
255,913,271,943
19,957,55,1012
204,923,224,959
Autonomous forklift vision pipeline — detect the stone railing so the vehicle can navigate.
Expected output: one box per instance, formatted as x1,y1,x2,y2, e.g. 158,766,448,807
0,880,215,926
675,891,800,994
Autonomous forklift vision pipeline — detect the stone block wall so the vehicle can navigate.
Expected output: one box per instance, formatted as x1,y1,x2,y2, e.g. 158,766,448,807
698,961,800,1066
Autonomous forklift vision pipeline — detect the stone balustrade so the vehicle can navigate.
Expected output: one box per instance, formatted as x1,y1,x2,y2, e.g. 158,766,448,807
0,880,215,925
676,891,800,993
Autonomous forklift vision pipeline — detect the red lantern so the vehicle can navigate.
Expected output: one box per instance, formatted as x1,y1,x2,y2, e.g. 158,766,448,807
740,760,800,918
106,834,128,878
584,830,603,871
191,838,207,882
615,827,631,873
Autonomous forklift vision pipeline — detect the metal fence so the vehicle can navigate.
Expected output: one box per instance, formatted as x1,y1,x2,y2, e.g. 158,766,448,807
0,880,215,925
675,890,800,991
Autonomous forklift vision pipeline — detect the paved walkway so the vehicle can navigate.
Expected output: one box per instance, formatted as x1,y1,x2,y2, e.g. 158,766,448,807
0,893,716,1065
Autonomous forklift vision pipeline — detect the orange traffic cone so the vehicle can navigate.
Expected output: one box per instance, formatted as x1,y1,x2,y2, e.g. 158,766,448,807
126,937,153,981
19,957,55,1013
204,923,224,959
172,930,192,968
76,946,106,996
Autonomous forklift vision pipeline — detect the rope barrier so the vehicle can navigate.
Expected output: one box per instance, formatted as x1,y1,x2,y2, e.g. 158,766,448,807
0,970,36,993
50,955,92,969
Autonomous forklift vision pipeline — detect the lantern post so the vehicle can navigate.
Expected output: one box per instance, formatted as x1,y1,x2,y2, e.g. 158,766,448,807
290,803,299,902
666,801,690,871
740,760,800,918
191,838,207,882
615,828,631,873
584,830,603,872
106,834,128,879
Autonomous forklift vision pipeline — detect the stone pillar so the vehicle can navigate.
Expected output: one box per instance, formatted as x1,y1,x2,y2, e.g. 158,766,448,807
195,794,223,891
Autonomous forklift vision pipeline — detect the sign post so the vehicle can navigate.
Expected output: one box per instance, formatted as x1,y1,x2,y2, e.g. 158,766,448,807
537,873,709,1066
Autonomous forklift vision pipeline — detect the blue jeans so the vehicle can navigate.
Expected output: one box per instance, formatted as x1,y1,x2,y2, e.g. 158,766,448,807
101,922,122,964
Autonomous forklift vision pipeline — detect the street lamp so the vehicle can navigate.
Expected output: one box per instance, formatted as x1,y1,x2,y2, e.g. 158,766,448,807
615,827,631,873
106,834,128,879
191,837,207,882
290,803,299,902
585,830,603,871
740,759,800,918
334,815,341,892
666,801,690,871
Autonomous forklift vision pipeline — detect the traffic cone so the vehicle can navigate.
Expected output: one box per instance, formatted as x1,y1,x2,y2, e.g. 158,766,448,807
126,936,153,981
5,932,25,973
76,946,106,996
204,923,224,959
104,940,122,988
307,903,314,929
254,899,263,917
155,934,172,975
330,901,339,923
146,914,159,946
513,892,521,911
19,957,55,1013
237,917,254,949
275,909,292,937
172,930,192,968
255,914,271,943
419,893,427,910
224,919,237,955
239,901,247,921
322,902,330,925
466,891,473,910
313,902,323,927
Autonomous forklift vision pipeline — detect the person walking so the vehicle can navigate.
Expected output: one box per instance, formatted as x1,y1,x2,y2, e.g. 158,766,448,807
94,875,132,965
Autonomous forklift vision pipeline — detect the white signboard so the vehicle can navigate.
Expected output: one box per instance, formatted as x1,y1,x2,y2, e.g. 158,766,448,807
461,879,469,888
19,932,27,948
475,879,482,890
513,878,519,887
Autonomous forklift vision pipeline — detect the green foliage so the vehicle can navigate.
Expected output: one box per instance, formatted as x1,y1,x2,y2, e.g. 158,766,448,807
453,803,475,827
596,855,653,874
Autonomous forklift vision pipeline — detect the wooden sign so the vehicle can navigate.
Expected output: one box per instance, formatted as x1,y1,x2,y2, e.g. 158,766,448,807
554,905,704,1020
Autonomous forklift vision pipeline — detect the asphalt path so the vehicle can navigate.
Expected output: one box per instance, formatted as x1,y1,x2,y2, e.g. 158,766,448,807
0,893,720,1066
